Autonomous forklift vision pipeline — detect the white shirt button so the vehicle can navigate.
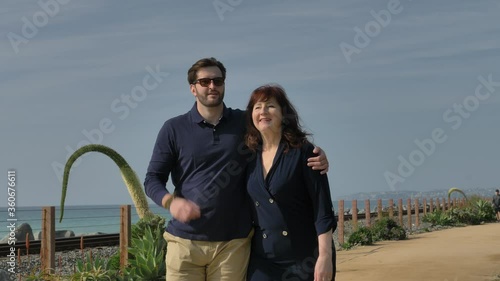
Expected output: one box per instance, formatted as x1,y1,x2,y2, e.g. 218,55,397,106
269,198,274,203
263,233,267,238
255,201,260,206
282,231,288,236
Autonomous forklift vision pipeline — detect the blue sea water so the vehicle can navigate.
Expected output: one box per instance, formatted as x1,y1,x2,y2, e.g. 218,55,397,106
0,204,172,238
0,200,389,239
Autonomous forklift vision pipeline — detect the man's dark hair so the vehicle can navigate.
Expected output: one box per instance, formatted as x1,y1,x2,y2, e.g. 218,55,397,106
496,189,499,193
187,57,227,84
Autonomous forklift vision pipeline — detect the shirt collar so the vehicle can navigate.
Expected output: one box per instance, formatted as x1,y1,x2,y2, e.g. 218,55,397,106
189,102,231,124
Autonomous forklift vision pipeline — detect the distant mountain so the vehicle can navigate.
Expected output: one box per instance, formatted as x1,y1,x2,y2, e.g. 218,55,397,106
334,187,496,201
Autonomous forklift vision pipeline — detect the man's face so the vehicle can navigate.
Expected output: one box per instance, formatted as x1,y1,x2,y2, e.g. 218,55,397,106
190,66,225,108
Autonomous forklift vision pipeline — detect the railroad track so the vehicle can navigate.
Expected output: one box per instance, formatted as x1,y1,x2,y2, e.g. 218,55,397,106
0,233,120,256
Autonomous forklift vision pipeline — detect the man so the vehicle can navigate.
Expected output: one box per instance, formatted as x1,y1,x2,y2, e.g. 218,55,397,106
144,57,329,281
493,189,500,222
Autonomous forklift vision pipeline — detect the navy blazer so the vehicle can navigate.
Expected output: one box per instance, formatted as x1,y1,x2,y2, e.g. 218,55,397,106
246,141,336,262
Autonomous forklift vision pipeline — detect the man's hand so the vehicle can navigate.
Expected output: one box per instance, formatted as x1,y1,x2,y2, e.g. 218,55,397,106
307,146,329,174
169,197,201,223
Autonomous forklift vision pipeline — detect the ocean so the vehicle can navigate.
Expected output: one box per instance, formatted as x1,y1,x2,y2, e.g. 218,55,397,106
0,200,389,239
0,204,172,239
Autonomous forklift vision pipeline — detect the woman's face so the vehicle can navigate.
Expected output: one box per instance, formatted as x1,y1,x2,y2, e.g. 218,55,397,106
252,97,283,135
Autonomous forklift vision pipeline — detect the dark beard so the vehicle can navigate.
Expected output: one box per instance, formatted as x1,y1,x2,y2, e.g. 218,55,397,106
198,90,224,107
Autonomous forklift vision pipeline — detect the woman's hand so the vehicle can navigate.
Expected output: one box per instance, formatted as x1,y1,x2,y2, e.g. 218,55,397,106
314,254,333,281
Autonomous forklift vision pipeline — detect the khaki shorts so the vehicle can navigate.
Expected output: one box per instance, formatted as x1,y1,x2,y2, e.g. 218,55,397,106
163,229,253,281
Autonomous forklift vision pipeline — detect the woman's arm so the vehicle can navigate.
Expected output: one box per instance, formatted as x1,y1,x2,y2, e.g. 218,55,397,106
301,142,336,280
315,229,334,281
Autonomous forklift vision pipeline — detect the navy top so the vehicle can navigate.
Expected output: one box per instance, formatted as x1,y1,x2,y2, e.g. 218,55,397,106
144,102,253,241
247,141,336,261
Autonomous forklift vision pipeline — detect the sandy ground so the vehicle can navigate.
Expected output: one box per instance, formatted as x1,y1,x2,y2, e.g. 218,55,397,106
336,223,500,281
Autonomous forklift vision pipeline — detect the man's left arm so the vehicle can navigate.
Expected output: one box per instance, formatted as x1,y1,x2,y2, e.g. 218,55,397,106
307,146,329,174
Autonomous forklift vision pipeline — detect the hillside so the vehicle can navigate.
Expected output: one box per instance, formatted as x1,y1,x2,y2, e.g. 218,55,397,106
334,187,496,201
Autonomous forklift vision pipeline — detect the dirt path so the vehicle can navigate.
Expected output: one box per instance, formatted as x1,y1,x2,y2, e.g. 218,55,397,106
337,223,500,281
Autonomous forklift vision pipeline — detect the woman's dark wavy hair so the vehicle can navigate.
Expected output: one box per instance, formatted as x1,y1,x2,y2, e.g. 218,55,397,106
245,84,310,152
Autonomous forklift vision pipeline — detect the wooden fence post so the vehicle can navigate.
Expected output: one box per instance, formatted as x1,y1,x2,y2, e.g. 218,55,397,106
377,199,383,220
398,199,403,226
422,198,427,217
352,200,358,231
441,198,446,212
429,198,434,213
120,205,131,270
388,199,394,219
365,199,371,227
415,198,420,227
41,206,55,274
407,199,412,230
338,200,344,245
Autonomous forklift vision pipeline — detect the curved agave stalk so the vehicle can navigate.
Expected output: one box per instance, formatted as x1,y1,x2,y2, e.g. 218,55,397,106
448,187,468,202
60,144,154,222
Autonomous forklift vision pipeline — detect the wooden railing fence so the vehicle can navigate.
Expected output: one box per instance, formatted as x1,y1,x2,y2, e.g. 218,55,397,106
9,197,472,278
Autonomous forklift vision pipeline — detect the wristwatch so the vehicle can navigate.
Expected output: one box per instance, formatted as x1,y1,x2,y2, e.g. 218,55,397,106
163,195,174,210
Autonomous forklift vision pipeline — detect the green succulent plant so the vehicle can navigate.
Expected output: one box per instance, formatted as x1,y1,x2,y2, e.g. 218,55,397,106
72,252,116,281
125,223,167,280
424,194,495,226
347,226,373,247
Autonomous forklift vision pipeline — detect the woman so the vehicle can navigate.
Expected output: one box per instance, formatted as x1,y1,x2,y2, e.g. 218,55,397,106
245,84,336,281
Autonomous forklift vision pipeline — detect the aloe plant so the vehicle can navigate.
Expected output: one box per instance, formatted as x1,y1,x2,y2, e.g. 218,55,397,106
72,252,116,281
60,144,154,222
125,224,167,280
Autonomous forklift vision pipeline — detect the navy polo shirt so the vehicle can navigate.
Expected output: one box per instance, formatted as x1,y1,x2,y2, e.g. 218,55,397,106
144,102,254,241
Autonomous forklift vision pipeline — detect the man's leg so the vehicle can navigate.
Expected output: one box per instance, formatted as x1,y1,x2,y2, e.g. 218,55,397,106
206,229,253,281
164,232,207,281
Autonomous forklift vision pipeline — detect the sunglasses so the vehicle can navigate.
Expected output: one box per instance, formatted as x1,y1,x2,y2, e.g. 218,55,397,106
193,77,225,87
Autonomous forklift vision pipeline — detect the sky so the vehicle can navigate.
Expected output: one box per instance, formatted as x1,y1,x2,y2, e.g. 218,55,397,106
1,0,500,208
